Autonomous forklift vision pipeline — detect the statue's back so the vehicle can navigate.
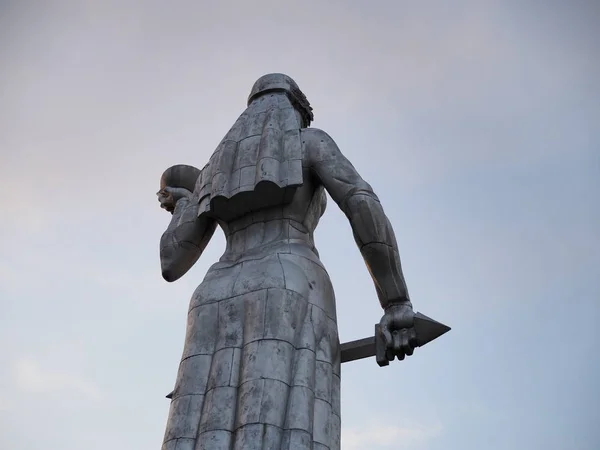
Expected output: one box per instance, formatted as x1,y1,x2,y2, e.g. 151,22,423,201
161,77,341,450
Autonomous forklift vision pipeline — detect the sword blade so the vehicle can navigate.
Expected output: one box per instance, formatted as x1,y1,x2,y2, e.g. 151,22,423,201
340,336,376,363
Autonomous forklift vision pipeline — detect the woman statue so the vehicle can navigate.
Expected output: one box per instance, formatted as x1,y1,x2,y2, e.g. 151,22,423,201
157,73,417,450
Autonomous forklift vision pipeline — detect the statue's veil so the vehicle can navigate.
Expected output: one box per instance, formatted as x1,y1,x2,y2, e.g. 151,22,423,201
193,73,313,222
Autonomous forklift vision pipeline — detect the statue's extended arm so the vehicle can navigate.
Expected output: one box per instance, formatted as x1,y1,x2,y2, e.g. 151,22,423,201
160,195,217,282
306,129,411,309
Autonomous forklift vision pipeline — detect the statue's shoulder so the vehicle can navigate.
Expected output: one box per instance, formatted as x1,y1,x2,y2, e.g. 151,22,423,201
300,127,340,165
300,127,332,143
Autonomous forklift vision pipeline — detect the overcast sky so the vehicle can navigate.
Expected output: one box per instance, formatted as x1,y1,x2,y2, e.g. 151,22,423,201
1,1,598,449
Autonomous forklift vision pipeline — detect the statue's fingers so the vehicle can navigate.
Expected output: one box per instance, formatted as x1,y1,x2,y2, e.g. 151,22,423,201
396,347,406,360
402,329,414,356
408,327,418,348
382,329,393,349
386,348,395,362
393,330,406,360
392,330,401,351
401,331,414,356
380,320,393,349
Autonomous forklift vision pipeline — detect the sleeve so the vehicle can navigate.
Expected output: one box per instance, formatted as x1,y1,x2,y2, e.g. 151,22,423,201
307,129,411,308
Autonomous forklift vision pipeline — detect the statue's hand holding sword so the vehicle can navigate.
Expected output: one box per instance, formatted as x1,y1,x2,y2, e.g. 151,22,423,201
340,302,450,367
379,302,417,362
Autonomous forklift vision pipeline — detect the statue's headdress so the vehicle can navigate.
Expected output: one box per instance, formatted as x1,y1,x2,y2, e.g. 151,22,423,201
247,73,314,127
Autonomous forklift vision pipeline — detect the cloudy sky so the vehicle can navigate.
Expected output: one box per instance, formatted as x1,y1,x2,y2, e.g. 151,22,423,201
1,1,598,449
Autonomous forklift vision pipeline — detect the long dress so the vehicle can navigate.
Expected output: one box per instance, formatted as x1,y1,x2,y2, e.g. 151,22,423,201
162,168,341,450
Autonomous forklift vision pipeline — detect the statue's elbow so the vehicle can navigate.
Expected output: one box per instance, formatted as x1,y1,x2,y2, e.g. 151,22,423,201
342,190,380,220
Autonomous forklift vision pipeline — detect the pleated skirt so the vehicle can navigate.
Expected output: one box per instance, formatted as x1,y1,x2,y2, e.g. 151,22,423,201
162,248,341,450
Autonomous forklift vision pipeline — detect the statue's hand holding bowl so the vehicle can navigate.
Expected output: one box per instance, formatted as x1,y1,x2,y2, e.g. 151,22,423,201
379,302,417,362
157,186,193,214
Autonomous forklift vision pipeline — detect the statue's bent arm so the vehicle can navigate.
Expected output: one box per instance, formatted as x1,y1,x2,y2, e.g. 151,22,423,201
159,197,217,282
304,128,411,309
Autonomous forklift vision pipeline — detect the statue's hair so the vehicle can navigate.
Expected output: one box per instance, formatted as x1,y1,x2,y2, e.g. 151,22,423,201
289,84,314,127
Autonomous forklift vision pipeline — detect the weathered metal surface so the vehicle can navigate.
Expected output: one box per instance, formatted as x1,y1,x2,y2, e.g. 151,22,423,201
155,73,449,450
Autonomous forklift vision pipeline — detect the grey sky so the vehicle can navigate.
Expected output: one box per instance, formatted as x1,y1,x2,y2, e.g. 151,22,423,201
1,1,598,449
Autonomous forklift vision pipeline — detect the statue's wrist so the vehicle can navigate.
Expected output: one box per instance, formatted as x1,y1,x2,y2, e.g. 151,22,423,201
384,299,412,311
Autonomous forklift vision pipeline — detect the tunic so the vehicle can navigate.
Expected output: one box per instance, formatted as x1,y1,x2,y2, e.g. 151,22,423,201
162,168,341,450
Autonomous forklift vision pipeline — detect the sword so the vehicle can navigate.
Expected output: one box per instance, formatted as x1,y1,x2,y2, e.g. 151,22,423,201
341,312,451,366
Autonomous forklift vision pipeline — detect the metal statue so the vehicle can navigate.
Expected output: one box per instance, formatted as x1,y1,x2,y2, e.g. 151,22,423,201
156,73,449,450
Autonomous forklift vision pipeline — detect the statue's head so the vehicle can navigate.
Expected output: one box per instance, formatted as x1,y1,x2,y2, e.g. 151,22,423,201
248,73,314,127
